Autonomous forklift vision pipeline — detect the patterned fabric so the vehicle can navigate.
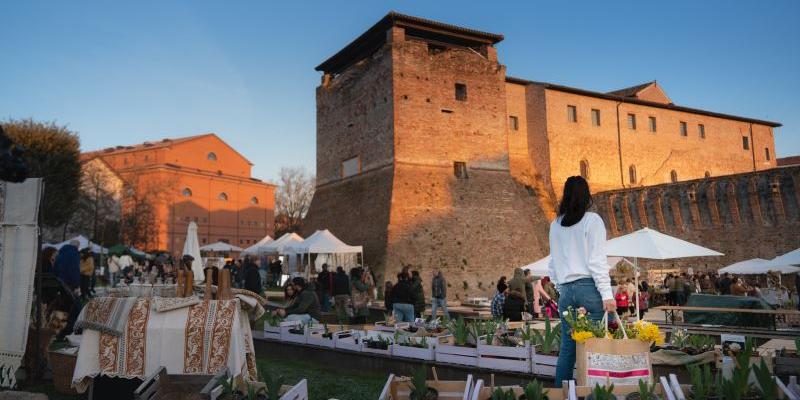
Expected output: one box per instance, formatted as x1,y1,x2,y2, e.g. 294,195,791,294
98,298,151,377
76,297,138,336
183,300,237,374
491,292,505,317
153,296,201,312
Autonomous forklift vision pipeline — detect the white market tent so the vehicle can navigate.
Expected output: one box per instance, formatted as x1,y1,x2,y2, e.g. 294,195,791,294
260,232,304,254
182,222,204,279
200,241,244,253
765,248,800,269
285,230,363,277
719,258,800,275
522,255,627,277
242,235,274,255
605,227,724,320
46,235,107,254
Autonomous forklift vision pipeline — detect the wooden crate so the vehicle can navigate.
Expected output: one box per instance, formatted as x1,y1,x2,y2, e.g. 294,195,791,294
333,330,363,352
280,324,310,344
360,330,394,356
471,379,566,400
264,320,299,340
306,325,340,348
49,348,79,395
134,366,223,400
775,356,800,376
391,336,436,361
476,335,531,373
532,348,559,377
379,373,473,400
435,335,478,367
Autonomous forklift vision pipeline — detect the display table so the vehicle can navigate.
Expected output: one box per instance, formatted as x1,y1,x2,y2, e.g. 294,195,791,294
72,297,257,393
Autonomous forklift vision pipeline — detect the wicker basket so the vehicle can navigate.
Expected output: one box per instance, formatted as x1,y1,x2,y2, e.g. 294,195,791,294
49,349,78,395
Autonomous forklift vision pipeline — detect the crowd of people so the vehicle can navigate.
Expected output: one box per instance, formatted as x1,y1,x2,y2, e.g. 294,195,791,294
489,268,559,322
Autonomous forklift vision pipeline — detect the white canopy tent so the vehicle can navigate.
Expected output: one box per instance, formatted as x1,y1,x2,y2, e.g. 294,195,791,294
765,248,800,269
605,227,724,320
46,235,107,254
242,235,274,255
285,230,363,277
200,241,244,253
181,222,204,279
522,255,628,277
260,232,304,254
719,258,800,275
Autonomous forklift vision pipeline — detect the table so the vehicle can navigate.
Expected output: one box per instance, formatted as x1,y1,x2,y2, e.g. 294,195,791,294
655,305,800,330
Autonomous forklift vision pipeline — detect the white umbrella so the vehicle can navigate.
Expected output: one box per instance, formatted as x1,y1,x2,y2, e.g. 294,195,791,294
765,248,800,269
605,227,724,320
200,241,244,253
242,235,274,255
522,255,627,277
719,258,799,275
182,222,204,279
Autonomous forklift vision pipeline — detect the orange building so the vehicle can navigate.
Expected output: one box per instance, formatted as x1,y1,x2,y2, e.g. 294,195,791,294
82,134,275,255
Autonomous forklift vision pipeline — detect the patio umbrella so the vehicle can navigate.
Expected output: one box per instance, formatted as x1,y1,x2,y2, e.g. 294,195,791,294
200,241,244,253
182,222,204,279
765,248,800,269
522,255,627,277
605,227,724,320
719,258,800,275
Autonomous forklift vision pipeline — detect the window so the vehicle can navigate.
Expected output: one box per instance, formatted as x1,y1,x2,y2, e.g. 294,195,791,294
679,121,688,137
627,114,637,130
250,196,259,205
509,116,519,131
202,238,207,244
567,105,577,123
670,170,678,183
218,192,228,201
648,116,657,132
455,83,467,101
579,160,589,179
207,152,217,161
704,171,711,178
454,161,468,179
698,124,706,139
742,136,750,150
628,165,637,185
591,109,601,126
765,147,771,161
341,156,361,178
182,188,192,197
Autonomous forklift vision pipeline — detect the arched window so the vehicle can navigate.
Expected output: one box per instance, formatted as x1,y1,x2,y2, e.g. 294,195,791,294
207,152,217,161
182,188,192,197
704,171,711,178
579,160,589,180
670,170,678,183
250,196,259,205
628,165,637,185
218,192,228,201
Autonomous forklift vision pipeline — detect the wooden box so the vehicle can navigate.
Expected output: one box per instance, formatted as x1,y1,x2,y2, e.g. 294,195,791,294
264,320,298,340
476,336,531,373
435,335,478,367
333,330,363,352
391,336,436,361
379,373,473,400
360,330,394,356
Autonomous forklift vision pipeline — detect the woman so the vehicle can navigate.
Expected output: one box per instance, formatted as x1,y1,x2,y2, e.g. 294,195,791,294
730,277,748,296
391,272,417,323
362,265,377,300
615,287,630,317
532,277,551,318
547,176,616,387
283,282,297,307
350,268,370,324
383,281,394,313
79,250,94,300
42,247,58,274
637,284,649,320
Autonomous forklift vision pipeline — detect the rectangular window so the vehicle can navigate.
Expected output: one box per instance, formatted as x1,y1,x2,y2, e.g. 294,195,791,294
698,124,706,139
742,136,750,150
567,105,577,123
627,114,636,130
509,116,519,131
648,116,657,132
455,83,467,101
341,156,361,178
765,147,771,160
591,109,601,126
680,121,688,137
453,161,468,179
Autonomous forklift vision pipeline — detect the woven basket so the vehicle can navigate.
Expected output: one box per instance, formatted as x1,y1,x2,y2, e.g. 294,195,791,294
49,350,78,395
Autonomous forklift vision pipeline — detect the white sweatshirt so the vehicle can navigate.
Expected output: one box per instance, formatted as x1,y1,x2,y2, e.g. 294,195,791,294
547,212,613,300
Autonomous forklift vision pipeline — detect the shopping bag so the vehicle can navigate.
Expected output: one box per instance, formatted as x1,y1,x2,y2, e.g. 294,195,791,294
575,312,652,387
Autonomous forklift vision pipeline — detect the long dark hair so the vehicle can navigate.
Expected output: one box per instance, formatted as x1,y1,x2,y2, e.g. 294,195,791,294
558,176,592,227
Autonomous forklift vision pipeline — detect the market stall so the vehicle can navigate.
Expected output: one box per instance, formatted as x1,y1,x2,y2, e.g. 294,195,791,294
242,235,274,255
285,229,363,277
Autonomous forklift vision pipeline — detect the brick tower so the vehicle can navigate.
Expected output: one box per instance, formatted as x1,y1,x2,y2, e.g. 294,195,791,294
304,13,550,298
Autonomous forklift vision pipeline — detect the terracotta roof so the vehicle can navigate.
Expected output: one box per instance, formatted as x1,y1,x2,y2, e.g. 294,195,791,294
506,76,782,128
316,11,503,74
82,133,254,165
777,156,800,166
607,81,656,98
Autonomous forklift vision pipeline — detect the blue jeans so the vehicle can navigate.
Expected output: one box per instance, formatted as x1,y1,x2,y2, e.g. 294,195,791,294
321,292,332,312
393,303,415,323
555,278,605,387
431,297,449,319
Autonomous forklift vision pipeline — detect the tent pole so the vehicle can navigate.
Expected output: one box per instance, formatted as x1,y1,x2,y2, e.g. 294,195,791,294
635,257,640,321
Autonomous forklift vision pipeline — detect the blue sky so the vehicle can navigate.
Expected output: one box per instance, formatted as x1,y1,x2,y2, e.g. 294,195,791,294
3,1,798,182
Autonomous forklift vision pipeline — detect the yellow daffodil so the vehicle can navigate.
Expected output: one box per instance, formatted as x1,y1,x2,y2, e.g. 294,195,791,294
572,331,595,344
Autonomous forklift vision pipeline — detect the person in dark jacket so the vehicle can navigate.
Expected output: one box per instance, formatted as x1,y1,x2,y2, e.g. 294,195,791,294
54,240,81,291
719,273,733,295
317,264,333,312
223,259,238,287
332,266,351,322
523,269,535,312
242,256,262,295
431,268,449,319
41,247,58,274
411,271,425,318
391,272,417,322
503,290,527,321
384,281,394,312
269,259,283,287
275,277,321,324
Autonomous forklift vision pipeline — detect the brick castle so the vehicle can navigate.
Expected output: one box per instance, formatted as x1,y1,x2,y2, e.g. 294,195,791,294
303,13,796,298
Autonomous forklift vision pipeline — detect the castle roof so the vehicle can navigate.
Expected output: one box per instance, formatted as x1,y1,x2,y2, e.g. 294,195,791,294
316,11,503,75
607,81,657,98
506,76,781,128
81,133,255,165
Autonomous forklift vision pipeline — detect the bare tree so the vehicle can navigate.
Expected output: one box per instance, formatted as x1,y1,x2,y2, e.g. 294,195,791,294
65,159,122,246
120,174,177,250
275,167,315,235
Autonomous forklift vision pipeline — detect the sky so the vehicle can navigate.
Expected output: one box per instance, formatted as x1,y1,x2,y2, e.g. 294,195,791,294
3,1,799,183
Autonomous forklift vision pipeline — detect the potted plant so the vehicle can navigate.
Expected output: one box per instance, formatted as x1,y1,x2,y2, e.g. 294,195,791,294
307,323,338,348
435,316,479,366
262,314,285,340
477,320,532,373
280,321,308,344
392,335,435,361
584,383,615,400
490,388,516,400
409,365,439,400
625,379,661,400
530,316,561,376
718,339,762,400
520,380,549,400
687,363,714,400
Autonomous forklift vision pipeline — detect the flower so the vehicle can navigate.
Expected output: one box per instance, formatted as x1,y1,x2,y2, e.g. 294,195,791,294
572,331,595,344
632,320,664,345
563,311,569,317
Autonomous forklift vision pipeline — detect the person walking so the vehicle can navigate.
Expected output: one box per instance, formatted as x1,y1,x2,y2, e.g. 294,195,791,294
547,176,615,387
332,266,351,322
411,271,425,319
638,284,649,320
350,268,370,324
391,272,416,322
243,256,262,295
317,264,333,312
508,268,528,312
532,276,551,318
54,240,81,292
431,267,449,319
79,249,94,300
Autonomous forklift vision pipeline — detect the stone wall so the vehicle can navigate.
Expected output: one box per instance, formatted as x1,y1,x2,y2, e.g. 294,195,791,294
593,165,800,271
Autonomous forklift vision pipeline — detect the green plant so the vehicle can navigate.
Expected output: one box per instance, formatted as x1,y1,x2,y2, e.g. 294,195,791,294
687,363,713,399
720,338,757,400
216,375,235,396
245,381,265,400
636,379,658,400
587,383,615,400
490,387,516,400
448,316,470,346
522,379,549,400
752,357,778,399
668,329,690,348
264,313,283,327
532,316,561,354
686,334,715,352
262,369,285,400
409,365,438,400
481,319,500,345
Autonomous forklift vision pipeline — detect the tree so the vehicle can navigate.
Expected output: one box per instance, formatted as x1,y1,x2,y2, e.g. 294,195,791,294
66,158,123,246
275,166,315,236
2,119,81,231
119,173,176,250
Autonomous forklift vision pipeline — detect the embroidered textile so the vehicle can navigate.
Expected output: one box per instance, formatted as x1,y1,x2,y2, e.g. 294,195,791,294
75,297,138,336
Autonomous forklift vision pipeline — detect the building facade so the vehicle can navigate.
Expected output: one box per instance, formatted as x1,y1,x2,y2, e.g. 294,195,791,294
303,12,789,298
83,134,275,254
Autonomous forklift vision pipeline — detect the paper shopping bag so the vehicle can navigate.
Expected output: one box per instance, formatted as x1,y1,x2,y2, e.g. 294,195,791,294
575,313,652,386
